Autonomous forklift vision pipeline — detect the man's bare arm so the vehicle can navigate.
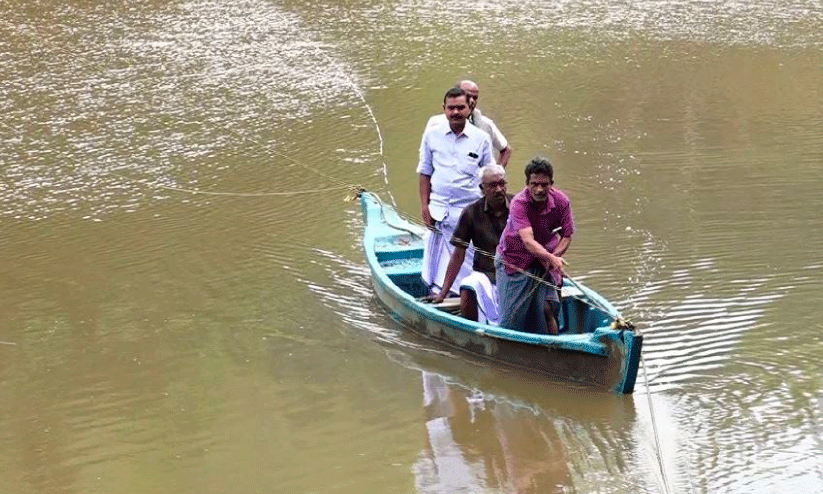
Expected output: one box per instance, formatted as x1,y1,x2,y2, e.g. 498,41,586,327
419,174,433,227
518,226,564,271
552,236,572,257
432,246,467,303
498,145,512,168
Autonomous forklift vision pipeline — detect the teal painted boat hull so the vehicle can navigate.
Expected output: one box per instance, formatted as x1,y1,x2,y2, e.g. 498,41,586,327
360,192,643,394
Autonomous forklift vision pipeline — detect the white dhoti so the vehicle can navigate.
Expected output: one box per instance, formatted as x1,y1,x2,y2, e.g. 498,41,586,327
421,210,474,295
459,271,500,326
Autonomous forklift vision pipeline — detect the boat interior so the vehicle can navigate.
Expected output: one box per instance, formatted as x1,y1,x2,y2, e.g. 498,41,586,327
374,236,611,335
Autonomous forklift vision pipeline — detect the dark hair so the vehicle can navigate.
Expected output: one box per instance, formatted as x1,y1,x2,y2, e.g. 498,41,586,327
524,157,554,183
443,86,467,105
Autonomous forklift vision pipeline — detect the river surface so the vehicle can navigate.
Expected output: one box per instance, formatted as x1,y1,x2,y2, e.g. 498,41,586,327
2,0,823,492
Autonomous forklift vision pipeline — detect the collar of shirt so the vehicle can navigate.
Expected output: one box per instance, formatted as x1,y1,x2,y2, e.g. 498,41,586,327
470,108,483,126
441,124,469,139
482,195,511,212
524,186,557,212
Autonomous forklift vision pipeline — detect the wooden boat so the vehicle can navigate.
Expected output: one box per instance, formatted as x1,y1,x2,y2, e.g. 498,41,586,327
359,191,643,394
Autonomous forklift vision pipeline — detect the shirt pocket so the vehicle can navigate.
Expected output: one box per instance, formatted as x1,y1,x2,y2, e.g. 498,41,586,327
457,153,481,176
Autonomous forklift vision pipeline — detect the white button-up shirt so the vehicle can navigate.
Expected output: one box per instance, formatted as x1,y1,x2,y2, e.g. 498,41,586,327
417,118,493,222
427,109,508,153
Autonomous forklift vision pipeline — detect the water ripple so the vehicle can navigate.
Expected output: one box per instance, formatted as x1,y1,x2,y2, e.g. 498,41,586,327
0,0,376,221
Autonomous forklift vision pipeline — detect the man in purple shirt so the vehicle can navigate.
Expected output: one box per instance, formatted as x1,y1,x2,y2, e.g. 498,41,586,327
495,157,574,334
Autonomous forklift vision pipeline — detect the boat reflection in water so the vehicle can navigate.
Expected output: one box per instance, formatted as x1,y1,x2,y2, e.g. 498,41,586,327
415,371,571,493
392,344,638,494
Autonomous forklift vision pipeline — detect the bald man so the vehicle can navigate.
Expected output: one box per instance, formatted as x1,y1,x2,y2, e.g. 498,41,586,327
460,80,512,168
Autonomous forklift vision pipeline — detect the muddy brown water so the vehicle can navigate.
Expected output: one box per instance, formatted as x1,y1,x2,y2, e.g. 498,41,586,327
2,0,823,492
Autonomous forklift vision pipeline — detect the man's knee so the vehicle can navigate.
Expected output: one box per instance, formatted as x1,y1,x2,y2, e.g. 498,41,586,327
459,288,478,321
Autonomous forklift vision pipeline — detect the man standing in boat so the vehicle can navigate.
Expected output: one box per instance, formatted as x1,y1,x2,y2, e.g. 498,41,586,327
431,164,511,324
425,80,512,168
495,157,574,335
459,80,512,168
418,86,494,295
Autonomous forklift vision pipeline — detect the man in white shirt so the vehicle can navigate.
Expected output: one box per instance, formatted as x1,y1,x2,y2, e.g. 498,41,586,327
425,81,512,168
417,86,494,294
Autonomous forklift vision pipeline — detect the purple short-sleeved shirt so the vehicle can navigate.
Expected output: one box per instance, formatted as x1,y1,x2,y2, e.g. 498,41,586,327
497,186,575,274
